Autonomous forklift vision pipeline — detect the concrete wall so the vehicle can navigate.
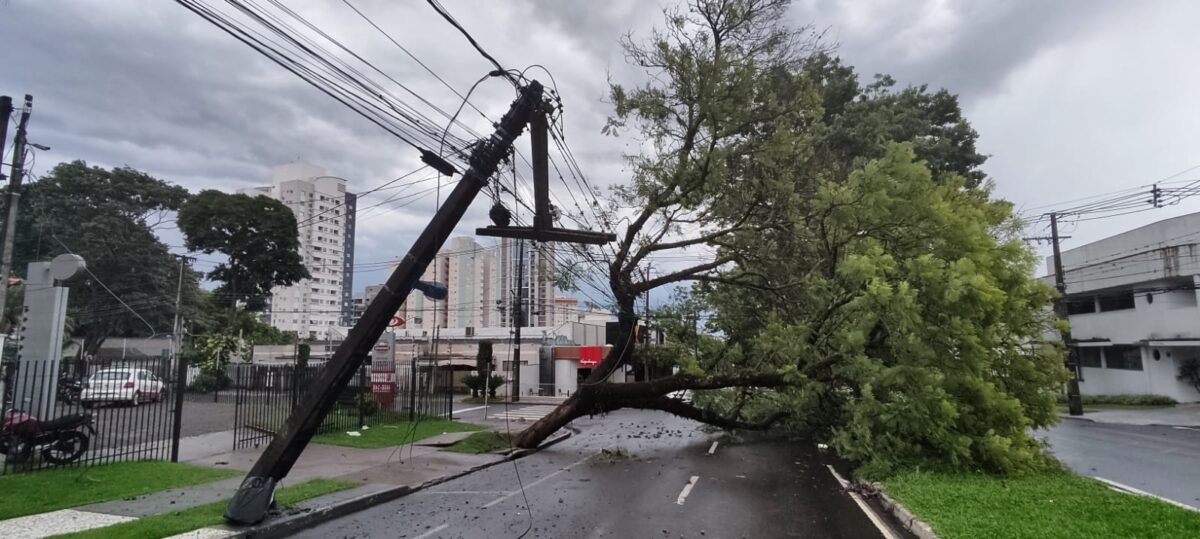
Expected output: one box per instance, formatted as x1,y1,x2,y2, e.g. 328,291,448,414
1050,212,1200,294
1078,346,1200,402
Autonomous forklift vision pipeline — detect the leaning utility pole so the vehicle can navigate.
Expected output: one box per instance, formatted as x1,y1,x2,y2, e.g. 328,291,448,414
169,255,192,462
511,239,525,402
1049,213,1084,416
0,95,33,322
224,81,544,526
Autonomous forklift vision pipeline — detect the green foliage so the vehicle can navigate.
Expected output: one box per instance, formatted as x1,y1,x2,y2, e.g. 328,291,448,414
190,369,230,393
462,373,483,397
708,145,1067,477
1061,393,1178,406
311,419,481,449
297,342,311,369
800,54,987,186
1177,357,1200,394
177,190,309,311
487,374,505,398
12,161,198,353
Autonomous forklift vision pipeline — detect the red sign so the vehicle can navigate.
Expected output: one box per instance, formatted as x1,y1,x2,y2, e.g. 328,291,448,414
388,316,405,328
578,346,604,368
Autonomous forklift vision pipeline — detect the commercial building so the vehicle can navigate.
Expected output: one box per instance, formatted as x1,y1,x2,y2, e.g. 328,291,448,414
1051,211,1200,402
241,163,356,339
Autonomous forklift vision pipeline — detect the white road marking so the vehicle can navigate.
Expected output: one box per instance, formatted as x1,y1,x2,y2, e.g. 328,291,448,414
453,405,490,414
483,453,596,508
676,475,700,505
1093,476,1200,512
826,465,900,539
707,441,719,455
1172,426,1200,432
413,523,450,539
418,490,510,495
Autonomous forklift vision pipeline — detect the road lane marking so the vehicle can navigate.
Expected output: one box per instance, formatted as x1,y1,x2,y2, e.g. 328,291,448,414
1093,476,1200,512
676,475,700,505
419,490,509,495
453,405,490,414
482,453,596,509
413,523,449,539
826,465,899,539
707,441,719,455
1172,426,1200,432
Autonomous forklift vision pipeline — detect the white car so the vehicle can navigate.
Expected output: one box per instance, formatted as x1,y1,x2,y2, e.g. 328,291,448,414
81,368,167,407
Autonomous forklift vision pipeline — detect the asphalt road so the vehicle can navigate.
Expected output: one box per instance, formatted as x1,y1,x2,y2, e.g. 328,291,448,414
1040,419,1200,509
295,409,904,539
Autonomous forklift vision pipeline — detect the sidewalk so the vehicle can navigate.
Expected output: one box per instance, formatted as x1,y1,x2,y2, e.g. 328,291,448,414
1066,403,1200,427
0,426,509,538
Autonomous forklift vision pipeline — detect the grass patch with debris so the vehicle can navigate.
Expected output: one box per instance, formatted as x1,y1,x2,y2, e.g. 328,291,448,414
442,430,515,454
311,418,482,449
883,470,1200,539
52,478,356,539
0,461,239,520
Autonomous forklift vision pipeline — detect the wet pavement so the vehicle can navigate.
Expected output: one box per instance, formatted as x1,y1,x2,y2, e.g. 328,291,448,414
294,409,901,539
1041,419,1200,509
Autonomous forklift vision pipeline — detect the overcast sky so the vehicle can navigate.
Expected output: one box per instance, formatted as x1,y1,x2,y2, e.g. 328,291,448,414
3,0,1200,300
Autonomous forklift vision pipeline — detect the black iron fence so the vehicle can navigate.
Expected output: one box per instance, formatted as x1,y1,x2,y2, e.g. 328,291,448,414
1,357,180,475
231,358,453,450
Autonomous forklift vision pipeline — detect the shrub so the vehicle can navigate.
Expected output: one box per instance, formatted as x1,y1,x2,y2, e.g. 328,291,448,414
357,393,380,417
462,373,483,397
1177,357,1200,393
487,375,505,398
191,369,230,393
1059,394,1177,406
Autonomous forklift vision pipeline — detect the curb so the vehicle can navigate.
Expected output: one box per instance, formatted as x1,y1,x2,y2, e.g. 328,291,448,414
1062,415,1200,429
235,428,575,538
870,484,939,539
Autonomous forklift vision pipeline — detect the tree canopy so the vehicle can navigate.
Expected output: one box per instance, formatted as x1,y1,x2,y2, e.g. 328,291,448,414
10,161,198,355
517,0,1065,478
177,190,309,311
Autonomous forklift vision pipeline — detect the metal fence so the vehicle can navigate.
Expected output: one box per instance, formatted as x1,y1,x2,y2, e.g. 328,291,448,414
231,358,453,450
1,357,180,475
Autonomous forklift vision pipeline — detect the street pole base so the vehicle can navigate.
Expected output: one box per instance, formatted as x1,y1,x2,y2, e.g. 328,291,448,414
224,475,276,525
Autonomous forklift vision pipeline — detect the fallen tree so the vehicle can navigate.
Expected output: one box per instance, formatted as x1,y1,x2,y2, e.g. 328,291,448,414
516,0,1067,478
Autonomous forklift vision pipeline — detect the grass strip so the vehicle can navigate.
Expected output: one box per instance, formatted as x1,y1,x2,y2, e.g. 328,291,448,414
311,418,481,449
441,431,514,454
884,470,1200,539
52,478,356,539
0,461,238,520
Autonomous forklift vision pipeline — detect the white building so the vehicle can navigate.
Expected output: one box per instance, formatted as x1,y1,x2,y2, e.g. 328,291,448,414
241,163,357,339
383,236,569,331
1050,211,1200,402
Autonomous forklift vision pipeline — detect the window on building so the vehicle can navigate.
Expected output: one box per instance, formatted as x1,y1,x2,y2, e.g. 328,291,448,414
1066,297,1096,315
1098,292,1135,312
1105,345,1143,370
1076,347,1102,368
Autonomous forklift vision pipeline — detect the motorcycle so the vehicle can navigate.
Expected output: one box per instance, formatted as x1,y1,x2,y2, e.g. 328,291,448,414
1,410,94,465
58,376,84,405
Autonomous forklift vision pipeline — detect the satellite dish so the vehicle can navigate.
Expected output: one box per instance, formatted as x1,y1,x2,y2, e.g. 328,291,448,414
50,254,87,282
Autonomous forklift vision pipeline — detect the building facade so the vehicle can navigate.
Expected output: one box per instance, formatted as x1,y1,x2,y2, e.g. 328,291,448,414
1051,211,1200,402
242,163,356,340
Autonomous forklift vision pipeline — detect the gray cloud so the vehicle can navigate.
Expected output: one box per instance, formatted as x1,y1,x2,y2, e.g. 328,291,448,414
3,0,1197,291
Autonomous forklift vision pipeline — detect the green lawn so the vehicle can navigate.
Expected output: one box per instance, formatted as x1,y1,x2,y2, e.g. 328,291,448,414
311,418,482,449
51,478,356,539
884,470,1200,539
442,431,514,454
0,461,239,520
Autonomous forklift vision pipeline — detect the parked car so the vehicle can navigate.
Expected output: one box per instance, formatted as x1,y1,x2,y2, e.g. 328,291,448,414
80,369,167,407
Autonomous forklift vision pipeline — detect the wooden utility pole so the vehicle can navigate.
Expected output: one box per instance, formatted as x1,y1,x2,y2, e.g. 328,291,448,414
224,81,544,526
1050,213,1084,416
0,95,31,319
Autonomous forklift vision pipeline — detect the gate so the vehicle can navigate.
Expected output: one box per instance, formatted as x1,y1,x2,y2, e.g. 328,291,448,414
1,356,183,475
231,358,452,450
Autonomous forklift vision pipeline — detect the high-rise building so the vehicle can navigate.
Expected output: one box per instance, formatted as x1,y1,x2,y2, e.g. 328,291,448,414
385,236,561,330
242,163,356,339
